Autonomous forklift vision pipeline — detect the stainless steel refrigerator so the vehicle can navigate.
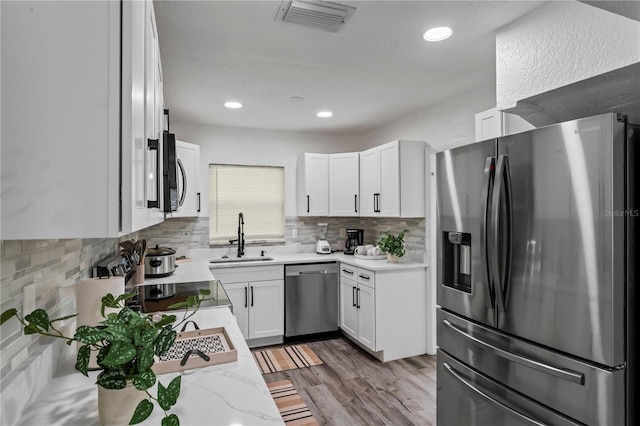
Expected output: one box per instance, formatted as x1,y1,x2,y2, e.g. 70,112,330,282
436,113,638,425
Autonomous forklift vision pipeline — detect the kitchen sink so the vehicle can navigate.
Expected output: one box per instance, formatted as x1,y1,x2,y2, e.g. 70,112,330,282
210,256,274,264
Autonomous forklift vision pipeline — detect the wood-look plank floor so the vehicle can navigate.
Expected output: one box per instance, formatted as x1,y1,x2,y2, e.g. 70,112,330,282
253,337,437,426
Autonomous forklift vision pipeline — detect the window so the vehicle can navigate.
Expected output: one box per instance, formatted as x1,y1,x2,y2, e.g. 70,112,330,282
209,164,285,245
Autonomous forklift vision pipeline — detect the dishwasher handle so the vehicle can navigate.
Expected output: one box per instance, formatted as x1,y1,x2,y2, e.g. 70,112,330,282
298,270,329,275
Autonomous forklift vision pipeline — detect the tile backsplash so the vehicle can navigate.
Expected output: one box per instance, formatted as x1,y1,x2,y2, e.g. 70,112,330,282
0,214,425,389
139,216,426,262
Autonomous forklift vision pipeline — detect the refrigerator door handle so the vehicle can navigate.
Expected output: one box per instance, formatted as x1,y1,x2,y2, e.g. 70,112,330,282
443,319,585,384
481,156,496,308
443,362,546,426
491,155,513,313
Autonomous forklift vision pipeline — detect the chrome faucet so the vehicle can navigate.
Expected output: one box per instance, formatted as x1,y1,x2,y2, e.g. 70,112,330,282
237,212,245,257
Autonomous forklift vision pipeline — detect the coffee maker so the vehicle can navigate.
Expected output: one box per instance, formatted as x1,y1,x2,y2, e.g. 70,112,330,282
344,229,364,255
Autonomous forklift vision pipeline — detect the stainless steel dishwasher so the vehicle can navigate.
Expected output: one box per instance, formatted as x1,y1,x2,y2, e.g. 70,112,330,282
285,262,338,338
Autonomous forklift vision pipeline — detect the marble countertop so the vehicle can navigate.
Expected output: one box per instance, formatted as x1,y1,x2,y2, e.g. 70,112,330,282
16,307,284,426
142,249,428,285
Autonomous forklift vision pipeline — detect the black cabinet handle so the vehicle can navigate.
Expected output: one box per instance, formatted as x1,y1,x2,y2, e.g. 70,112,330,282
374,193,381,213
358,274,370,281
356,288,361,308
244,287,248,308
251,286,254,307
197,192,201,212
352,286,357,307
355,194,358,213
342,268,354,275
307,195,310,213
147,139,160,208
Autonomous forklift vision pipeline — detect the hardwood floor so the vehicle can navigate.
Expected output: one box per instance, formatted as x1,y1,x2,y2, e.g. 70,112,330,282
253,337,437,426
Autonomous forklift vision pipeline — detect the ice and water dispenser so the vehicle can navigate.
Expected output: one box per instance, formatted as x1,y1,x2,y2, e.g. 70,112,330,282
442,231,471,293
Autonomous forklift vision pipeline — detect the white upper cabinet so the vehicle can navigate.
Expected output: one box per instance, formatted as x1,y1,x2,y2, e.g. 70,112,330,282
359,140,426,218
167,141,201,218
329,152,359,217
297,153,329,216
1,0,164,239
475,107,535,142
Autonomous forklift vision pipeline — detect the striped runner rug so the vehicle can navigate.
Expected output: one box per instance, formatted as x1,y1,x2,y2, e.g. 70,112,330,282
253,344,323,374
268,380,319,426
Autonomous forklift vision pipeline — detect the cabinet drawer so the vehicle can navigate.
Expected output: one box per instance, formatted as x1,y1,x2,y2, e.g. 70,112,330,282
340,265,357,280
357,268,375,288
211,264,284,284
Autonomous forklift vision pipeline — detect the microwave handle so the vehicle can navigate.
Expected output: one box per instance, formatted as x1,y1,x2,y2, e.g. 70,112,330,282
147,138,160,209
177,158,187,207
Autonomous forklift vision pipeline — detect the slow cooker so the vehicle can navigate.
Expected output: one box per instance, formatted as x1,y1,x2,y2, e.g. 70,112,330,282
145,245,177,278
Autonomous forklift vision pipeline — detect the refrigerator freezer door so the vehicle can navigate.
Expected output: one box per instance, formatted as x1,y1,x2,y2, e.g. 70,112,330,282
498,113,626,368
438,308,626,426
437,350,582,426
437,139,498,327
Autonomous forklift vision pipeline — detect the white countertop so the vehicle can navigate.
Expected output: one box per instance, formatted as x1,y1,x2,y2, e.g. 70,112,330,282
141,249,428,285
16,307,284,426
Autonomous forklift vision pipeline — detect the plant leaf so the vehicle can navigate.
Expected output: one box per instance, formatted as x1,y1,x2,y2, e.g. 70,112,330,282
166,301,189,310
132,369,156,391
154,326,176,356
186,295,198,307
199,288,211,296
166,376,181,406
129,399,154,425
161,414,179,426
50,313,78,323
115,293,135,304
158,377,181,411
24,323,41,335
25,309,50,331
96,369,127,389
104,323,133,342
118,307,135,324
75,345,91,376
74,325,108,345
154,314,177,328
100,341,137,367
1,308,17,325
137,346,155,371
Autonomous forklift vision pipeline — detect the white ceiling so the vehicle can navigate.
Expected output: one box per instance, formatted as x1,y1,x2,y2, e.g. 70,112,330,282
154,0,545,135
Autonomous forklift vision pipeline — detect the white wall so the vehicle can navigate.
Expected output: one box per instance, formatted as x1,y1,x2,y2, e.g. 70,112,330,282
357,84,496,152
496,1,640,110
171,122,364,217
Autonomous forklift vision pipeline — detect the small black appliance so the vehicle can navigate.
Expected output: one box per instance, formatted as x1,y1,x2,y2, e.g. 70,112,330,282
344,229,364,255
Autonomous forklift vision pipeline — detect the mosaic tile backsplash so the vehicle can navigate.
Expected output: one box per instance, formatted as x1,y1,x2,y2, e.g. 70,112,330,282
0,214,425,385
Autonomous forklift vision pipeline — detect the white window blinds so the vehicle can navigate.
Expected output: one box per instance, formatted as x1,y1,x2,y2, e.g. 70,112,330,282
209,164,285,244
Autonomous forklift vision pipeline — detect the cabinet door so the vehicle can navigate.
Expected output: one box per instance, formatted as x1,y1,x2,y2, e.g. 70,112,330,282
222,282,249,339
475,107,503,142
378,141,400,217
298,153,329,216
248,280,284,339
144,1,163,226
121,0,149,233
329,152,359,216
340,278,358,338
359,147,379,216
169,141,201,217
357,283,376,350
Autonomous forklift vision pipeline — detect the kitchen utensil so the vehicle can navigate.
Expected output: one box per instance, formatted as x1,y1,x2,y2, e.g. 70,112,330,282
315,223,331,254
145,245,177,277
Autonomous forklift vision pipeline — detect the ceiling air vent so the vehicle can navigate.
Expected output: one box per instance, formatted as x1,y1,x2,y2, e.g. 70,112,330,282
275,1,356,33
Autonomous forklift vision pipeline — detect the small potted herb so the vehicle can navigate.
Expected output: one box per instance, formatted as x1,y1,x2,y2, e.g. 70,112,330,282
376,230,409,263
1,290,211,426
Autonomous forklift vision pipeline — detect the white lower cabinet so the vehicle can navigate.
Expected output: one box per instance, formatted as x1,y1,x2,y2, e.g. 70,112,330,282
211,265,284,343
339,263,427,361
339,265,376,351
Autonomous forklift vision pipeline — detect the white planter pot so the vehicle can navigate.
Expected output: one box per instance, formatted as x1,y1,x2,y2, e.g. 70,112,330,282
386,254,400,263
98,382,146,426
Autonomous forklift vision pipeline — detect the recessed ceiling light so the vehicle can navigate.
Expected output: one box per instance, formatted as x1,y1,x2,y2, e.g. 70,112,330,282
289,96,305,103
317,111,333,118
224,101,242,109
423,26,452,42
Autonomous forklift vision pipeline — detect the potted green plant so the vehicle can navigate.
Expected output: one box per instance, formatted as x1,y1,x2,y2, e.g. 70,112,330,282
0,290,211,426
376,230,409,263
